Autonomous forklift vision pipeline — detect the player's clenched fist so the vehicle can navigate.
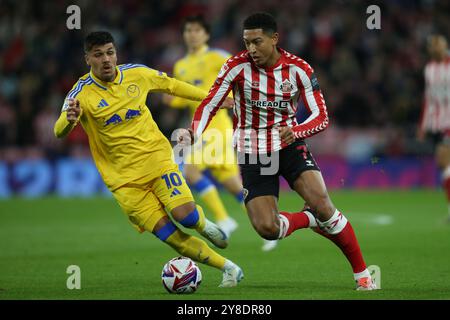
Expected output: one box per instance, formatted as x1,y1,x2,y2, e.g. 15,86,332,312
66,98,81,123
177,128,194,145
219,97,235,109
278,126,295,145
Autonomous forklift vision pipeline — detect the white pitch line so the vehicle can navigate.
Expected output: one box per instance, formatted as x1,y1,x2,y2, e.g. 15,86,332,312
370,215,394,225
347,213,394,226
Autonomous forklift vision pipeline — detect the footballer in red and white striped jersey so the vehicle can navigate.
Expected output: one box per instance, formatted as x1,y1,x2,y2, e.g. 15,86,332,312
192,47,329,154
419,35,450,222
191,13,377,290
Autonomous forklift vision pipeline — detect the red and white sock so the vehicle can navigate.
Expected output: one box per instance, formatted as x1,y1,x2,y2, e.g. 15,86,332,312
278,210,317,239
315,209,367,274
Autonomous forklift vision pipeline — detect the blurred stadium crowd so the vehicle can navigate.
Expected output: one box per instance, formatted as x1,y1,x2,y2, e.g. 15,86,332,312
0,0,449,162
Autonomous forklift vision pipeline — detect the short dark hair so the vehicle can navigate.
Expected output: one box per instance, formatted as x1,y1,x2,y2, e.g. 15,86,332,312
243,12,277,35
84,31,115,52
182,15,210,34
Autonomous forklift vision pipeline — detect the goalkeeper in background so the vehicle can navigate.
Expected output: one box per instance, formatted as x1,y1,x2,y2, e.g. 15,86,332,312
164,15,278,251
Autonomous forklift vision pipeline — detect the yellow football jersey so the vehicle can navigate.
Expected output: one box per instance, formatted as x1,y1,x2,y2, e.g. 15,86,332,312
54,64,207,190
170,45,233,133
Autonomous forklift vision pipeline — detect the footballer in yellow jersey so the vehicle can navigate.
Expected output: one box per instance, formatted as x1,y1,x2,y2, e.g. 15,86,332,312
170,45,237,181
54,31,243,287
164,16,240,238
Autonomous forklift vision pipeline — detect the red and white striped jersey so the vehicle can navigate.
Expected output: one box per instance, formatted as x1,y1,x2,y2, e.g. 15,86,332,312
192,48,329,154
420,56,450,133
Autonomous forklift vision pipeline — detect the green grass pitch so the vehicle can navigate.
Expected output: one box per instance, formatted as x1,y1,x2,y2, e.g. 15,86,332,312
1,190,449,300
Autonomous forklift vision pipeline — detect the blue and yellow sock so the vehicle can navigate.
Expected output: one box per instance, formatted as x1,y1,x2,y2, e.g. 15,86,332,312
154,221,226,270
178,204,206,232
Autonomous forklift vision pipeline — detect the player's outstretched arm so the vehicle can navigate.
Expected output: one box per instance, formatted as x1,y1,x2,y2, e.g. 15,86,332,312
145,68,208,102
162,93,189,109
191,64,234,140
54,98,82,138
165,78,209,102
176,95,233,147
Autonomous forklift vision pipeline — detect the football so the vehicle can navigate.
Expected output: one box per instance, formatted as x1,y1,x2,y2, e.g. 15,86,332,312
161,257,202,294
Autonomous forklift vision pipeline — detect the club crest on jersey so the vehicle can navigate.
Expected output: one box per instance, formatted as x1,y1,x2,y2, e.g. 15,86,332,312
280,79,294,93
251,81,259,88
127,84,140,98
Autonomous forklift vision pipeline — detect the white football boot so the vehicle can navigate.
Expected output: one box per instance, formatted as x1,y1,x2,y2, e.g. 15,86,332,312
199,218,228,249
356,277,378,291
219,264,244,288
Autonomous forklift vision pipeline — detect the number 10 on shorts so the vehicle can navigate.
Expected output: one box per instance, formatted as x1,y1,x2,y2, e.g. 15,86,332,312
162,173,182,189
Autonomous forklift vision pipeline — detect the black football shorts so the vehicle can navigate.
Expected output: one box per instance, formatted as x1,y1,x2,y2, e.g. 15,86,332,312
238,140,320,204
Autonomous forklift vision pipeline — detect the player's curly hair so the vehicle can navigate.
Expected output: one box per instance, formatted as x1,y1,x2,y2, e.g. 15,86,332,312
84,31,115,52
182,15,210,34
243,12,277,35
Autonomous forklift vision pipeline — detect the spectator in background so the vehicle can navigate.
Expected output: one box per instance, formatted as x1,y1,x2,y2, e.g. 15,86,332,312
0,96,16,147
0,0,449,160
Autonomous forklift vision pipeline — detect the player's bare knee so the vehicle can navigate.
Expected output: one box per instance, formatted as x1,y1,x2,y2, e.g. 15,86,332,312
311,195,335,221
183,165,202,184
258,230,278,240
255,221,279,240
171,202,196,222
247,211,276,238
184,173,196,185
